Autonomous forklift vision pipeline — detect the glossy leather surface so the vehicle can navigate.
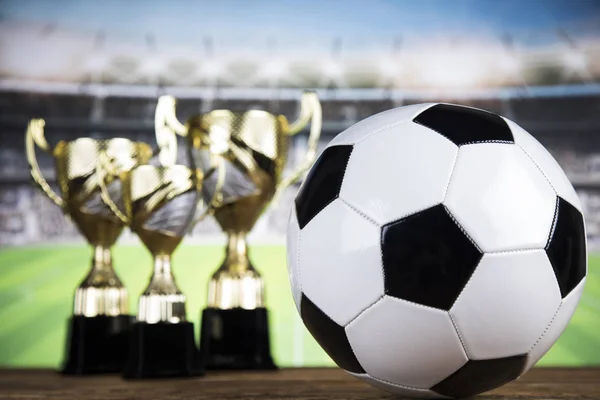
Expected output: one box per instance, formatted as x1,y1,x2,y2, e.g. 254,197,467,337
287,103,587,396
381,204,483,310
328,103,436,147
431,355,527,398
349,372,447,398
295,145,353,229
413,103,514,146
445,144,556,252
450,251,562,359
525,277,586,370
545,197,587,297
340,121,457,225
300,293,364,374
346,295,467,388
285,207,302,313
298,199,383,327
505,118,582,212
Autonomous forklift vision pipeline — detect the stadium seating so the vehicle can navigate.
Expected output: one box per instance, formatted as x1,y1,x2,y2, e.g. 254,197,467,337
1,91,599,247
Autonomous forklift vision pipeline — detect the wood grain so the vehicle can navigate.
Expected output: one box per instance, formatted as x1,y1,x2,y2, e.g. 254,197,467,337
0,367,599,399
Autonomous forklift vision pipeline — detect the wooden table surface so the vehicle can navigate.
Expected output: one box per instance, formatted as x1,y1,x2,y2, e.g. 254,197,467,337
0,367,599,399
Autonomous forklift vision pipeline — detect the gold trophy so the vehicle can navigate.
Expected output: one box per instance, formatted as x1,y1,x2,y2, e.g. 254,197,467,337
25,119,152,375
155,91,322,369
99,151,223,378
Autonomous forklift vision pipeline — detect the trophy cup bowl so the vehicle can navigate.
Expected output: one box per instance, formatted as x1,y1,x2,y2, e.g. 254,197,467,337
99,163,204,378
155,92,322,369
25,119,152,375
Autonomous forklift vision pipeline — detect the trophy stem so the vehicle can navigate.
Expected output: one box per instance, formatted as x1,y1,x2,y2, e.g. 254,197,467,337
153,253,174,276
200,231,276,370
207,232,265,309
125,254,202,379
137,254,188,324
73,245,128,317
225,232,250,272
94,245,112,267
64,245,133,375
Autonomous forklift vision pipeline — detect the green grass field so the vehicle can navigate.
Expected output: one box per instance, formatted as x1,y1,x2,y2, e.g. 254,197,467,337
0,244,599,368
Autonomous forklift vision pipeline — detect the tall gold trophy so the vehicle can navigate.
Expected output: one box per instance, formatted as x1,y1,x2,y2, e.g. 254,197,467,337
99,151,223,378
155,92,322,369
25,119,152,375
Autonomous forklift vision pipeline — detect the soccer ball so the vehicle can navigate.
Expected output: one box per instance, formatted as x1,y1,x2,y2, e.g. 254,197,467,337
286,103,587,399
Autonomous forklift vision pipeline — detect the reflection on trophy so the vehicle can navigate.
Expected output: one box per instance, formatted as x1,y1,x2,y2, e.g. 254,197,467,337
25,119,152,375
156,91,322,369
99,161,210,378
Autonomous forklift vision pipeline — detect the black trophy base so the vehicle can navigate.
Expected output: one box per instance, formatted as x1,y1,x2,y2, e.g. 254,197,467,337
200,307,277,370
123,321,203,379
62,315,133,375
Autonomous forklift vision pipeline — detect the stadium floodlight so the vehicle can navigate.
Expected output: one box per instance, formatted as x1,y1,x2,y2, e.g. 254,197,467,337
140,58,163,77
564,51,587,72
420,50,484,88
380,58,399,78
201,59,223,79
323,60,343,79
261,59,288,80
500,54,521,74
86,54,109,74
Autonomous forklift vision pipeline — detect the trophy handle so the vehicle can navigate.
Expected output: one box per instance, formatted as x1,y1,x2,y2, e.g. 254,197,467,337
274,91,323,203
97,151,130,224
155,95,187,167
25,119,65,208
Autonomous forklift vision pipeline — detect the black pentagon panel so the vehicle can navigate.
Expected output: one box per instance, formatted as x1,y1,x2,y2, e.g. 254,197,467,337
295,145,353,229
381,205,483,310
432,354,527,398
545,197,587,298
300,293,365,374
413,103,514,146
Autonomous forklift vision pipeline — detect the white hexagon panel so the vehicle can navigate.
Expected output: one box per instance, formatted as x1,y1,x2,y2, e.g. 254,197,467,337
444,143,557,253
328,103,436,147
340,121,458,225
504,118,582,212
286,207,302,313
346,296,468,389
525,277,587,370
450,250,562,360
297,199,384,327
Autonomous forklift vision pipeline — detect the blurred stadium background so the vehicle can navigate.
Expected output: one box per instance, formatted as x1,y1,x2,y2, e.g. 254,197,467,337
0,0,599,368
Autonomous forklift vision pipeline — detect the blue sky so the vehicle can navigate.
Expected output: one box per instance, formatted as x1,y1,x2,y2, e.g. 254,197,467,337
1,0,599,48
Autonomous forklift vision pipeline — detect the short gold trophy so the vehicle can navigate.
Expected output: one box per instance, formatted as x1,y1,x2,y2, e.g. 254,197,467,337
99,151,223,378
155,91,322,369
25,119,152,375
